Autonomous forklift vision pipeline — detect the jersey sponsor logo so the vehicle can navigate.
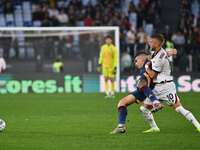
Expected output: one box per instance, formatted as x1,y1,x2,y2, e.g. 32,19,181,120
159,52,165,58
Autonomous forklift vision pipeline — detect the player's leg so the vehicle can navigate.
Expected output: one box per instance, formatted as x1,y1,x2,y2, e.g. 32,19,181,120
108,68,115,98
156,82,200,132
140,99,160,133
102,68,109,98
104,76,110,98
110,95,136,134
172,95,200,132
110,77,115,98
137,78,163,111
110,91,144,134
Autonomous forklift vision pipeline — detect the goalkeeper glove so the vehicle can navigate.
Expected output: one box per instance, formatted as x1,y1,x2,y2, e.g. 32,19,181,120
97,64,101,72
113,67,117,75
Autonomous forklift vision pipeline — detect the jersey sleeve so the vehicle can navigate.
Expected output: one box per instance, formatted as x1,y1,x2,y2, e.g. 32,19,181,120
98,46,103,65
113,46,118,68
151,58,163,73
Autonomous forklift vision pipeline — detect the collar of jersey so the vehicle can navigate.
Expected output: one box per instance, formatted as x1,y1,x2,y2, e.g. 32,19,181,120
152,48,162,58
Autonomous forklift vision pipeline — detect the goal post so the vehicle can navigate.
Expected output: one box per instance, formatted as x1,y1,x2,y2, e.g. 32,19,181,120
0,27,120,93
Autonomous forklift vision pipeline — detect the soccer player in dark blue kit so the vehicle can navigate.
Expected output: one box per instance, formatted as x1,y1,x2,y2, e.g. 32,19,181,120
110,50,176,134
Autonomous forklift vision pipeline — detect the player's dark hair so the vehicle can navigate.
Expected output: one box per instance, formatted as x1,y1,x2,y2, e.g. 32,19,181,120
134,52,148,59
105,35,112,40
151,34,165,45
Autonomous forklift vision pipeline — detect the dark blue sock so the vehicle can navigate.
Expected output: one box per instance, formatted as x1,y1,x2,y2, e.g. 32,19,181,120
118,106,127,124
141,86,157,102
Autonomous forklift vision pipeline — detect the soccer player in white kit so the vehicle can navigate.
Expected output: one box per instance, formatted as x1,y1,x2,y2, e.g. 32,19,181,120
140,34,200,133
0,52,6,87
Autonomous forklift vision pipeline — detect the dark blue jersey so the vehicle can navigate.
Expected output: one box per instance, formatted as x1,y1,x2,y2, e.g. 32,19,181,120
141,59,149,74
130,59,155,103
139,59,155,89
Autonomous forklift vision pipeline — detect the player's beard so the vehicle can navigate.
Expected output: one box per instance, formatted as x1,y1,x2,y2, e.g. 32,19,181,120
150,46,155,51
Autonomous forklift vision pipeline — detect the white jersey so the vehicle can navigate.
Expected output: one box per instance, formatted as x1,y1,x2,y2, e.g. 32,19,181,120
0,58,6,73
151,48,173,83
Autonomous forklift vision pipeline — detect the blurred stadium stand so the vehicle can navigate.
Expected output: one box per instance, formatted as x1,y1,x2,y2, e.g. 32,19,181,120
0,0,199,73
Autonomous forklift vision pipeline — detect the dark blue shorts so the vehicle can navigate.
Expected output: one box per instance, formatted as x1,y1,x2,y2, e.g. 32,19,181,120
130,90,146,104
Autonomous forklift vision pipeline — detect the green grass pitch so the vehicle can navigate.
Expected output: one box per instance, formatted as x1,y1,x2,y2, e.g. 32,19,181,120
0,92,200,150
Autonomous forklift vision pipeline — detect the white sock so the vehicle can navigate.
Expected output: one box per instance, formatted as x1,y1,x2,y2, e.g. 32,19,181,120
140,106,159,130
118,123,124,127
175,106,200,129
153,100,160,104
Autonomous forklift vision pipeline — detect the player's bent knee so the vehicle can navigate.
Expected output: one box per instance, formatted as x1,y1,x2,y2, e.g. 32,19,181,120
118,98,126,107
118,95,136,107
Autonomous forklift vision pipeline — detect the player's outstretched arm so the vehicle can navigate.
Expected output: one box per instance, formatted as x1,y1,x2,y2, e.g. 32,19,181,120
167,49,177,57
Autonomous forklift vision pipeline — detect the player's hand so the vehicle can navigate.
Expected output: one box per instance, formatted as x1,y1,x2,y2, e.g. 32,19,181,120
145,61,151,69
147,55,152,60
97,64,101,73
171,49,177,55
113,67,117,75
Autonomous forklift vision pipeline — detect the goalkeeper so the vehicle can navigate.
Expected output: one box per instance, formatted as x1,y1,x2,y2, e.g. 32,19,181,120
97,35,118,98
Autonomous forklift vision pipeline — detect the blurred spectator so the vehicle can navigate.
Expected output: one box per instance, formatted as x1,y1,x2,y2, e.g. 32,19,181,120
109,11,120,26
136,27,148,51
172,31,186,71
0,0,163,68
41,10,51,26
120,29,127,53
94,12,101,26
0,0,5,14
163,25,173,48
4,1,13,14
194,27,200,71
137,1,145,29
67,4,76,26
77,12,84,26
128,2,137,14
68,15,76,26
13,37,19,59
32,5,44,22
48,6,59,26
57,9,69,26
172,31,185,47
185,28,196,56
191,0,199,18
94,5,102,17
185,27,196,71
127,29,136,57
48,6,59,19
101,15,109,26
0,31,12,59
53,55,63,73
163,25,172,41
189,14,197,28
145,7,155,25
120,13,132,32
84,14,94,26
85,2,94,18
121,51,132,72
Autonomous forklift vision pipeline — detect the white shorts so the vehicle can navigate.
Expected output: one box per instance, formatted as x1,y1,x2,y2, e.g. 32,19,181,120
144,81,180,106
